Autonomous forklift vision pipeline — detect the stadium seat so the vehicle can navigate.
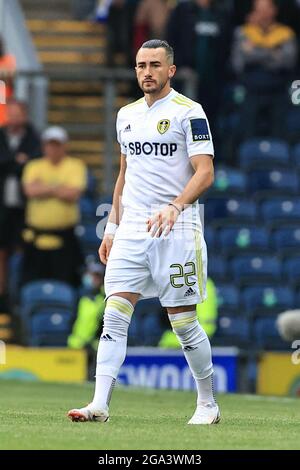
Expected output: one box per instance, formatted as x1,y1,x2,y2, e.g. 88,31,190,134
128,298,163,346
218,226,270,254
230,255,281,284
214,314,250,347
291,143,300,168
271,227,300,254
212,166,246,194
75,223,101,256
216,284,240,315
204,197,257,222
282,258,300,287
241,286,295,316
260,198,300,223
239,138,290,169
19,280,76,346
247,169,299,195
254,316,289,350
287,107,300,141
79,197,97,222
204,226,216,250
208,255,227,281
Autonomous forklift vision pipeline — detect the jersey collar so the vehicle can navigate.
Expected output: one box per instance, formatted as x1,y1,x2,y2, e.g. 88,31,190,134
143,88,177,109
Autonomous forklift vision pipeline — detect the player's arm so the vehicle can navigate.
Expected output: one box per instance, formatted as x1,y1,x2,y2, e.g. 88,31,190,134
172,154,214,208
147,155,213,237
99,154,126,264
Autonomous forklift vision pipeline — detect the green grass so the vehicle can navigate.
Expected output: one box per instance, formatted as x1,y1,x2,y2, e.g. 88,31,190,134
0,380,299,450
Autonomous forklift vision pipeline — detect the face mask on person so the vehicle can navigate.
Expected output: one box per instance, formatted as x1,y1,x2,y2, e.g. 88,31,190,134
82,273,94,290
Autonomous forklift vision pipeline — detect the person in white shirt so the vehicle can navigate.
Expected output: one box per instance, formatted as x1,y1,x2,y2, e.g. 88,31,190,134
68,39,220,425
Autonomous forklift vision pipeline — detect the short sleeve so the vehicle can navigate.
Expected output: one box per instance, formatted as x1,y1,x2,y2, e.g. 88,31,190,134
181,104,214,158
116,111,127,156
22,160,40,185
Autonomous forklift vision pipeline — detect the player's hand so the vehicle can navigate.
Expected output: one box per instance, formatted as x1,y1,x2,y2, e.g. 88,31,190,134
99,235,114,265
147,204,181,238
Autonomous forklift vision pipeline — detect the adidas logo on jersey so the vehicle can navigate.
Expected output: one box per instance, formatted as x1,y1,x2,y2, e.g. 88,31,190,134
184,287,196,297
100,334,116,342
124,124,131,132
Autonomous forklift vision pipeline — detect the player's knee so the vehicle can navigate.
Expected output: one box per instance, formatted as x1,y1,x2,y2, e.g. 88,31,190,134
168,310,207,347
102,295,134,338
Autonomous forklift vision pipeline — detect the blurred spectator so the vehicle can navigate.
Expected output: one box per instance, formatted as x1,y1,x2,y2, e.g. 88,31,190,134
159,277,218,348
133,0,171,54
231,0,298,138
167,0,232,123
0,99,41,311
68,262,106,349
21,126,87,287
277,310,300,342
0,36,16,126
107,0,140,67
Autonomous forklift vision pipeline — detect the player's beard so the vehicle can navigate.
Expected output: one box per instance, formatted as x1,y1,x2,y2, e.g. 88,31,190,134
141,77,169,95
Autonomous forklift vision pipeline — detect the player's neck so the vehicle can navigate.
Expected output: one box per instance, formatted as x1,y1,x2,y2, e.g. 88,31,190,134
144,86,172,107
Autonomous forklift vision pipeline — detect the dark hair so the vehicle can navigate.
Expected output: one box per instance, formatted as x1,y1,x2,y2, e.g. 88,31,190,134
140,39,174,64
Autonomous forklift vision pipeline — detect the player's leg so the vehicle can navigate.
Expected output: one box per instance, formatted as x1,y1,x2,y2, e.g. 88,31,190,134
68,292,139,422
151,229,220,424
167,304,220,425
68,236,152,422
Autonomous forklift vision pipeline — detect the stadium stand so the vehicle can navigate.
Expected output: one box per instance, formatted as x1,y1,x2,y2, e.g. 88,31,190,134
19,280,76,346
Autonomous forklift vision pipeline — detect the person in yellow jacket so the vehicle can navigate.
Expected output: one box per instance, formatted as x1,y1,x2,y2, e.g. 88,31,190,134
68,263,106,349
159,277,218,348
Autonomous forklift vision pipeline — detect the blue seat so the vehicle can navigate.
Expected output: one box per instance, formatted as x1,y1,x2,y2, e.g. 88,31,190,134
287,107,300,139
128,298,163,346
216,283,240,314
271,227,300,253
218,226,269,254
241,286,295,316
204,197,257,222
79,197,97,222
254,316,289,350
230,255,281,284
247,169,299,195
239,138,290,169
204,226,216,249
208,255,227,280
291,143,300,168
282,258,300,286
215,315,250,347
260,199,300,222
85,170,97,198
213,166,246,194
75,224,100,256
20,280,76,346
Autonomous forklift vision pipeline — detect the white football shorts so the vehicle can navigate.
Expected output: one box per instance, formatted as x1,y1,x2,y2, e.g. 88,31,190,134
104,223,207,307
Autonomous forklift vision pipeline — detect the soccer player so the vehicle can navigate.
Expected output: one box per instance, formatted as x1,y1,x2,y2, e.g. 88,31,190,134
68,39,220,425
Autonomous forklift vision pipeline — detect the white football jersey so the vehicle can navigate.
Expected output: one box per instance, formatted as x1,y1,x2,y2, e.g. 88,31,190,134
116,88,214,230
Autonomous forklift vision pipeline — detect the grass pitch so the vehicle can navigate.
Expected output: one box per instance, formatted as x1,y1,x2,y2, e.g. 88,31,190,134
0,380,299,450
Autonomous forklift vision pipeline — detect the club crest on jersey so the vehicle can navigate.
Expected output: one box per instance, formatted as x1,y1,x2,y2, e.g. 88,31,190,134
157,119,170,134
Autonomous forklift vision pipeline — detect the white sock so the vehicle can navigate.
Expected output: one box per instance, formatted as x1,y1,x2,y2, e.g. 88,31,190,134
168,310,215,405
195,374,216,406
91,295,134,410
